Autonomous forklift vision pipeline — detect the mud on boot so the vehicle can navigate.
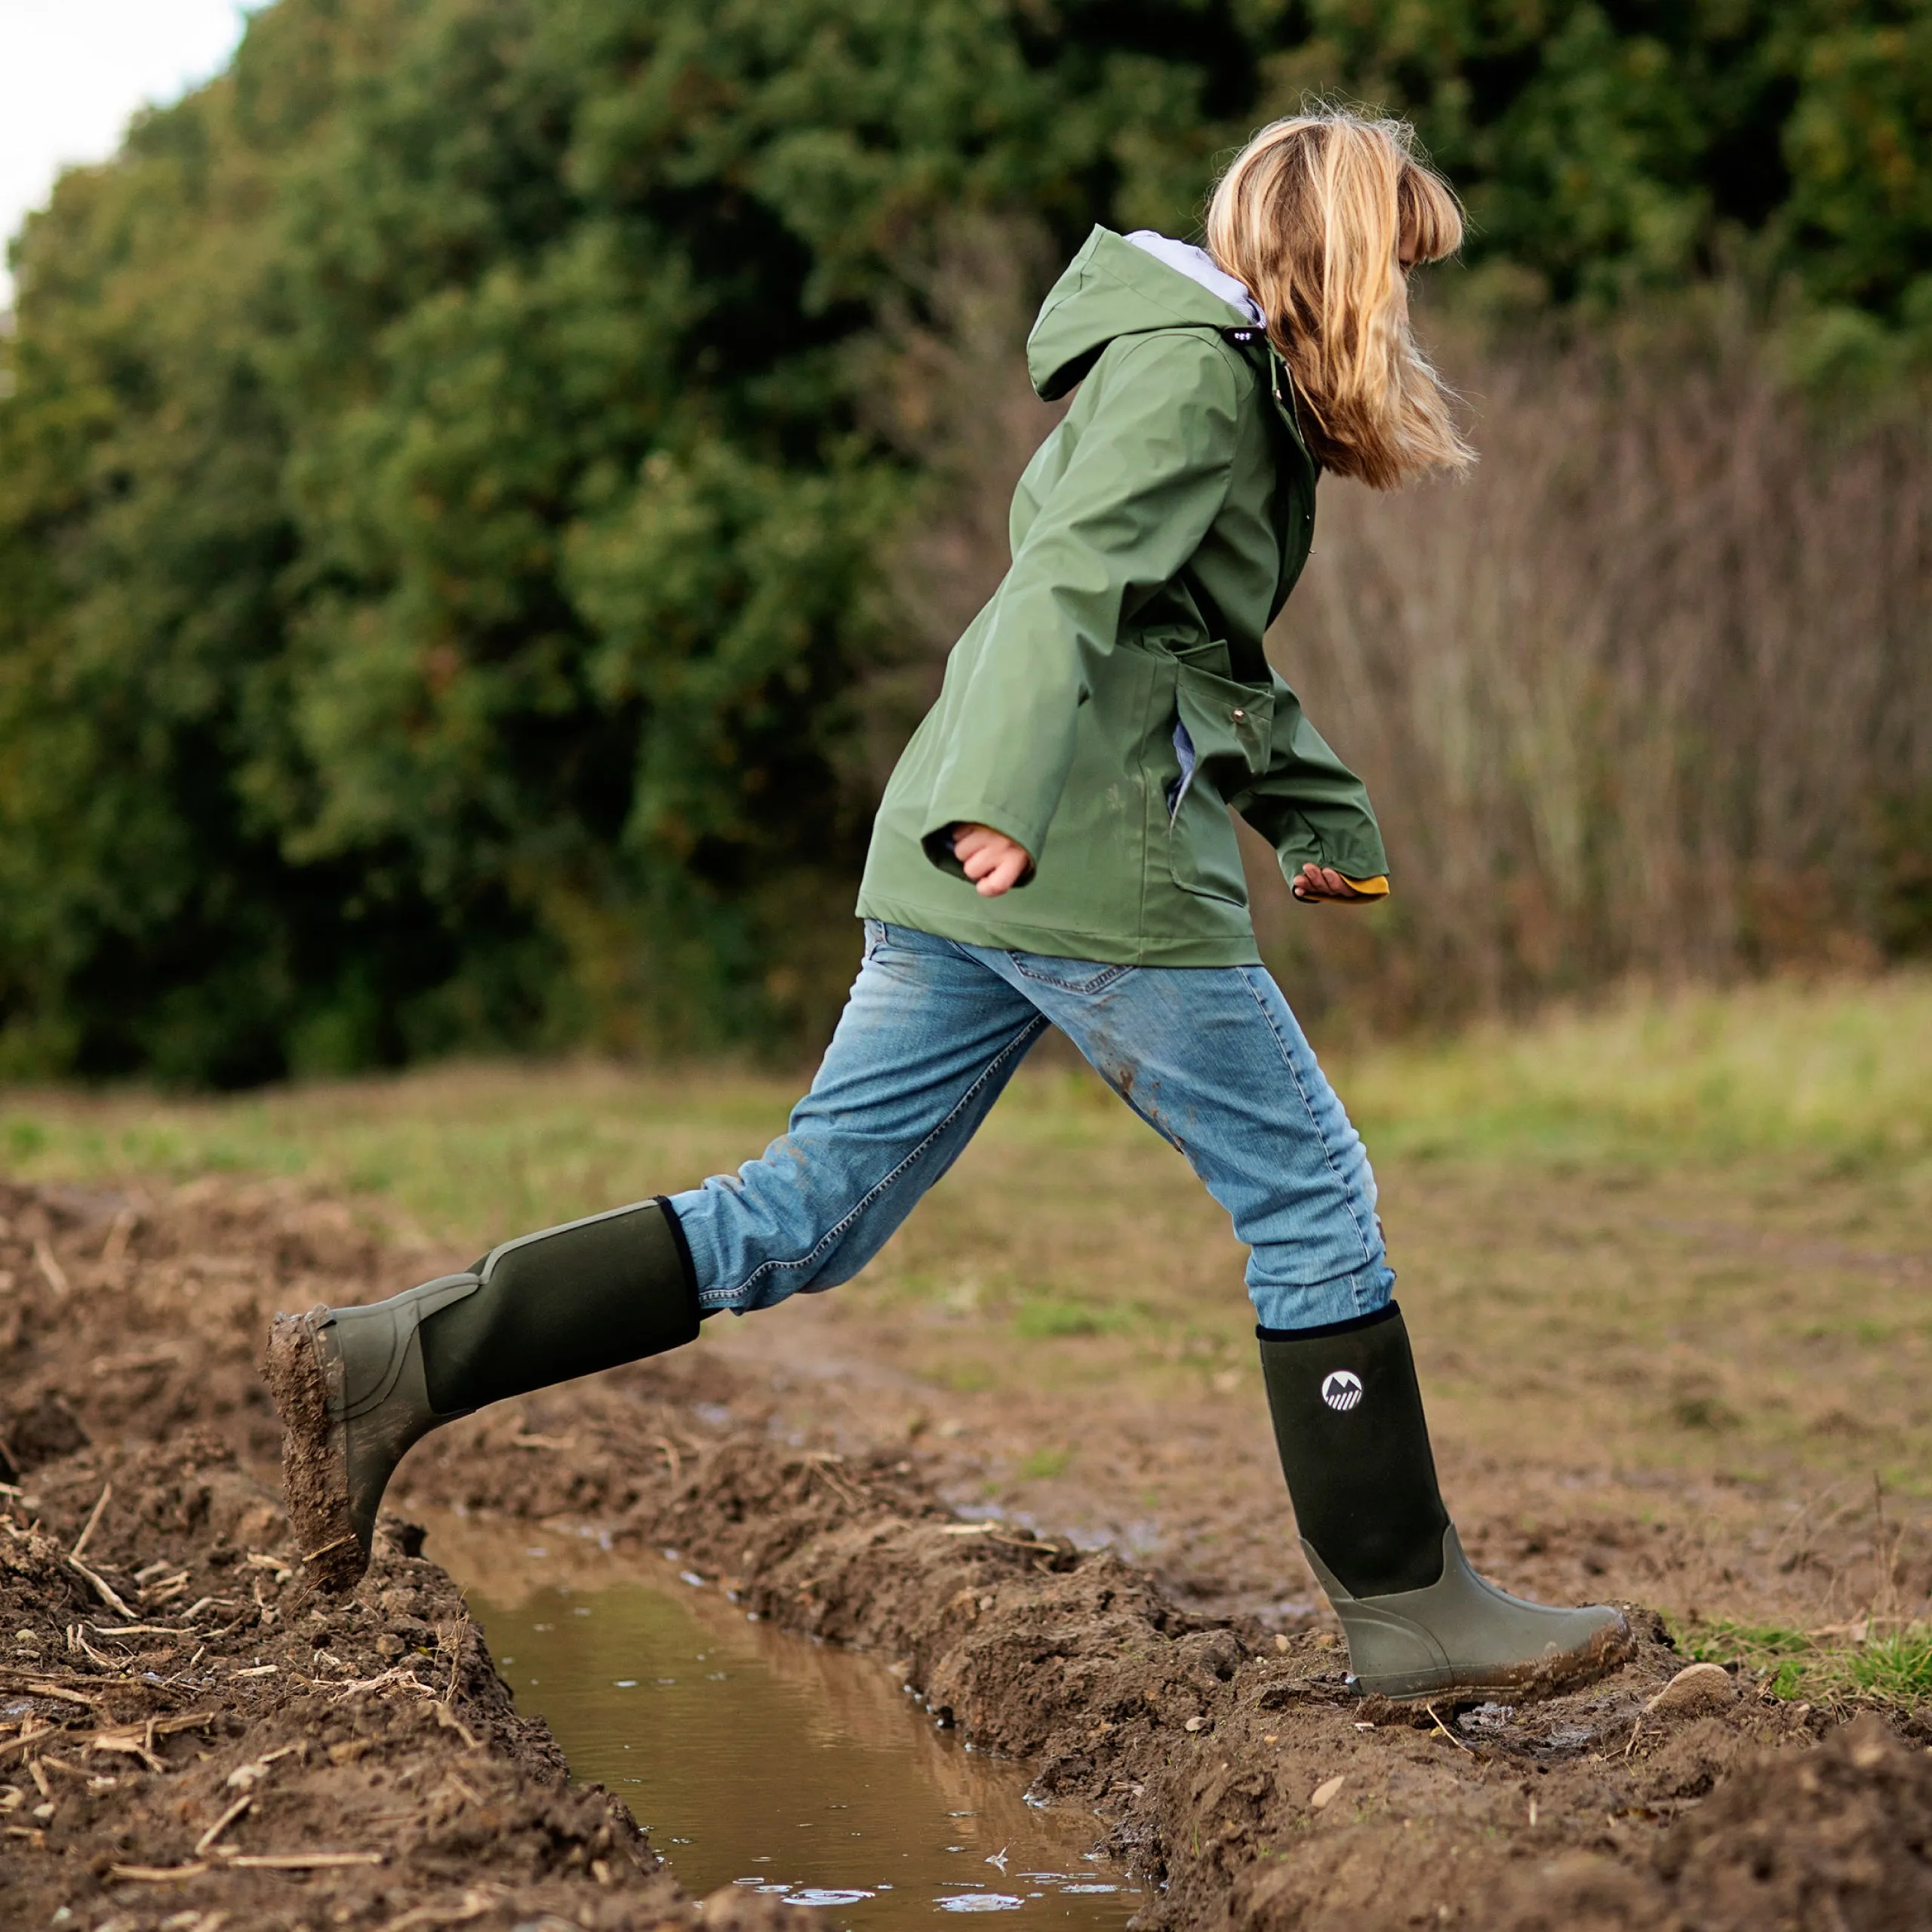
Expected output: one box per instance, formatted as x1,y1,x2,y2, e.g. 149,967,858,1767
1303,1524,1631,1700
1259,1303,1632,1703
266,1196,700,1592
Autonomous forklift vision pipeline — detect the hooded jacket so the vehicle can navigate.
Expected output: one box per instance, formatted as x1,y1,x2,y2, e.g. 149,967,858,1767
855,226,1389,966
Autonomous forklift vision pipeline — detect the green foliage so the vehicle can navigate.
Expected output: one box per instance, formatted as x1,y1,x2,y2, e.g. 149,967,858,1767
1,0,1927,1080
1266,0,1932,330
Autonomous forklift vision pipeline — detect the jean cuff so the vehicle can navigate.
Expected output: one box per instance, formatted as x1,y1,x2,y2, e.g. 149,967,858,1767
1247,1260,1395,1334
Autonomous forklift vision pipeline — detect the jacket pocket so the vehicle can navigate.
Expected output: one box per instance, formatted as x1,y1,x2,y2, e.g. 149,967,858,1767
1165,661,1274,905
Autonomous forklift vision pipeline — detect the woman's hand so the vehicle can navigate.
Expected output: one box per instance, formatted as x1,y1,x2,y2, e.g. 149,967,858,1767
952,824,1034,897
1291,863,1377,903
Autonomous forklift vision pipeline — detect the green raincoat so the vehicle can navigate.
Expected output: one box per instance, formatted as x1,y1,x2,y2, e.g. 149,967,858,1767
856,226,1389,965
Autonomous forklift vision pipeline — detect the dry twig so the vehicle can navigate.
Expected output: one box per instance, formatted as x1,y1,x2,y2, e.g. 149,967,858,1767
377,1890,495,1932
193,1791,254,1855
32,1238,70,1297
1423,1703,1475,1755
68,1553,136,1620
70,1481,112,1561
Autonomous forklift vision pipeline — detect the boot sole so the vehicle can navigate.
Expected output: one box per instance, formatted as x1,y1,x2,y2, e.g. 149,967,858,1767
1353,1609,1635,1705
264,1308,369,1593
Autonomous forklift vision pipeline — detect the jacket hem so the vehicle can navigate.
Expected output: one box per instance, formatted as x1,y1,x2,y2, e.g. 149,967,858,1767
853,891,1264,969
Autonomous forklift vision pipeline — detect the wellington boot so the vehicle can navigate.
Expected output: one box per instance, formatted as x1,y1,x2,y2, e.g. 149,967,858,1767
1259,1303,1631,1702
266,1196,699,1591
1300,1525,1632,1700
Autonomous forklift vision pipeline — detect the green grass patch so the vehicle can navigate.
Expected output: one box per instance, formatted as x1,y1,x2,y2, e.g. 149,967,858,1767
1850,1629,1932,1704
1337,972,1932,1168
1678,1618,1932,1709
1015,1447,1072,1481
1012,1296,1137,1340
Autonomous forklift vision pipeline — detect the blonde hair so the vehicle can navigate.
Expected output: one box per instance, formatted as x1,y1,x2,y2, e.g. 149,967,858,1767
1205,108,1472,489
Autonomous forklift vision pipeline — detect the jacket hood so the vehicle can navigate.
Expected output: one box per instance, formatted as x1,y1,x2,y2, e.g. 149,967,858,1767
1026,226,1259,401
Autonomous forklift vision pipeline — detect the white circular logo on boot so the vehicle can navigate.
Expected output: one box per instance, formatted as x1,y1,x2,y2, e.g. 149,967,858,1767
1321,1370,1363,1412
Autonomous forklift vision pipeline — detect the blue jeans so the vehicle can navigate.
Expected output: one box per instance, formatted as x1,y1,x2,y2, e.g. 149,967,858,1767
670,921,1393,1333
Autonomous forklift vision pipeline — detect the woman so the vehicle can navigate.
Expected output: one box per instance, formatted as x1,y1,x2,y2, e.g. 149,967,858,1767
269,109,1630,1703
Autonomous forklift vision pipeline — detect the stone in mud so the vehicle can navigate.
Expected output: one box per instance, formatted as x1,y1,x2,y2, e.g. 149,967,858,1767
1647,1661,1737,1716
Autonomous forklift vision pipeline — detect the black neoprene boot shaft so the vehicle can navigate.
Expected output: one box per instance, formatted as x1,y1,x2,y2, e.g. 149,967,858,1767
1259,1303,1630,1700
1259,1303,1449,1597
422,1193,700,1414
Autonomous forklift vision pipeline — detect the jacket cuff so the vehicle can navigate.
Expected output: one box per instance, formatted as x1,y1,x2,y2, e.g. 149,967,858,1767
921,825,970,881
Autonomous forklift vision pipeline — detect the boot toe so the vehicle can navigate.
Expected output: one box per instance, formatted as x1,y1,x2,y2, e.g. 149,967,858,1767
1340,1527,1634,1702
265,1308,369,1592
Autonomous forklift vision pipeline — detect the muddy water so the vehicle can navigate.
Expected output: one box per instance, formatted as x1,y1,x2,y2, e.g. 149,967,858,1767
427,1514,1147,1930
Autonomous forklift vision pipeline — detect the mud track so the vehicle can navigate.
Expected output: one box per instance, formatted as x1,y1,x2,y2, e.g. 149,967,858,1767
4,1176,1932,1930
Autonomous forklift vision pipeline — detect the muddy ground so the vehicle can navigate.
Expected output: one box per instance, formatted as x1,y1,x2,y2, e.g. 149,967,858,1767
3,1174,1931,1930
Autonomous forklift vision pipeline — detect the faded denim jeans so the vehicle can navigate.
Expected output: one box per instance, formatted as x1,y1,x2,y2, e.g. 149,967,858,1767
669,920,1394,1333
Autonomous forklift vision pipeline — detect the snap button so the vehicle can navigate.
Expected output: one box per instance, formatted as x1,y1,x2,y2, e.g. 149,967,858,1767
1232,708,1245,721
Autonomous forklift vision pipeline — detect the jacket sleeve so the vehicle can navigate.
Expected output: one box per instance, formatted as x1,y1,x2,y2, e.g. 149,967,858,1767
1229,672,1392,890
918,331,1241,874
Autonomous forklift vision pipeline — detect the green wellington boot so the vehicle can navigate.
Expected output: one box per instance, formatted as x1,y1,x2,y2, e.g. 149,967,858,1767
1259,1303,1632,1702
266,1197,700,1591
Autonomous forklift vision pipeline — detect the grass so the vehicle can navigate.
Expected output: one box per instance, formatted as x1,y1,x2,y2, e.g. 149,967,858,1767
1338,972,1932,1167
1681,1618,1932,1708
3,970,1927,1237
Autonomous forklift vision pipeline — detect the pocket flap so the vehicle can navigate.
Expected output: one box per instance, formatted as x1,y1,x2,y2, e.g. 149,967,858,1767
1174,663,1274,777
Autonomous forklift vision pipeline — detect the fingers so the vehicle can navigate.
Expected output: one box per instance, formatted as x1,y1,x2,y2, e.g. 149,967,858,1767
964,841,1028,894
952,824,995,866
974,848,1030,897
953,823,1032,898
1292,863,1369,904
958,835,1003,880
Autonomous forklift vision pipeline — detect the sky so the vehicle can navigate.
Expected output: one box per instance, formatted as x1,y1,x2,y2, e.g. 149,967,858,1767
1,0,254,306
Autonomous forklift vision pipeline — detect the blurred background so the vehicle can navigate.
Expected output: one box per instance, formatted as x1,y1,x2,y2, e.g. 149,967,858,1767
2,0,1928,1087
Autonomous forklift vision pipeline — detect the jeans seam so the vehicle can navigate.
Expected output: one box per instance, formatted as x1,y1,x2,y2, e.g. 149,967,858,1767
701,1012,1051,1308
1237,967,1377,1270
1008,955,1131,995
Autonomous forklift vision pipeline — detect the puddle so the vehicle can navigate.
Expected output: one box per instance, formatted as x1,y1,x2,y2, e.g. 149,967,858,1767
427,1513,1147,1929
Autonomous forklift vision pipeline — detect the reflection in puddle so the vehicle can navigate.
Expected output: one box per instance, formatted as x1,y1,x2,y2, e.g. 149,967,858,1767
432,1515,1145,1929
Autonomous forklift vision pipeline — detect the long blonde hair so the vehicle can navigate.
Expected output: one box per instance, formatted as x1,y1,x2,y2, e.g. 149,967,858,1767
1205,108,1472,489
